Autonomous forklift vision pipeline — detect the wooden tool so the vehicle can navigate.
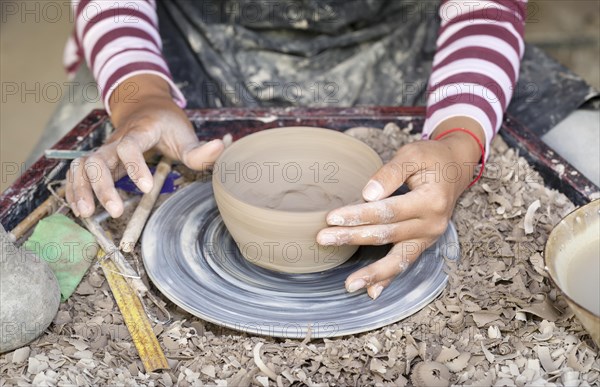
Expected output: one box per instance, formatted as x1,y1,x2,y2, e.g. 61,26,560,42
82,217,148,297
9,186,66,241
98,250,169,372
120,157,172,253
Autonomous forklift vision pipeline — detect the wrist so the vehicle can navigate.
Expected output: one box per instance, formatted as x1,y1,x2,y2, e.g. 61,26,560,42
431,117,486,190
109,74,174,127
431,116,485,165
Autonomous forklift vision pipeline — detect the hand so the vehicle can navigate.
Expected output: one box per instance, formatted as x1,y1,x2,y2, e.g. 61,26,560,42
66,74,224,218
317,118,485,299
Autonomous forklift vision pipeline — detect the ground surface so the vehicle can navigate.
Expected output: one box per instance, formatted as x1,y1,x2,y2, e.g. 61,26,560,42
1,124,598,386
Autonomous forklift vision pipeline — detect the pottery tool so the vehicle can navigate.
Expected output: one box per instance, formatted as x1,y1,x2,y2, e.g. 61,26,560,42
92,196,141,224
115,167,180,195
44,149,93,160
141,181,461,338
9,185,66,241
82,220,168,371
97,249,169,372
120,157,172,253
81,217,148,296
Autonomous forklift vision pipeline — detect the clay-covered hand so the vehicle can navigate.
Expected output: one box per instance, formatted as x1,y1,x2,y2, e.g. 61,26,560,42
66,74,224,218
317,119,485,299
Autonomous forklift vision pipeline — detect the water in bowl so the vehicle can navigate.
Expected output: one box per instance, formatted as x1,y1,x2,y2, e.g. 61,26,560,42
565,237,600,316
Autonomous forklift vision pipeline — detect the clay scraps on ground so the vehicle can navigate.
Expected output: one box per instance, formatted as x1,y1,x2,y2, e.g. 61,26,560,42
1,123,598,386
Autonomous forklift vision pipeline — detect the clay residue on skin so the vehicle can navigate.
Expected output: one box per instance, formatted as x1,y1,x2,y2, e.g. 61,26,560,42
358,225,392,245
242,183,345,212
328,200,396,226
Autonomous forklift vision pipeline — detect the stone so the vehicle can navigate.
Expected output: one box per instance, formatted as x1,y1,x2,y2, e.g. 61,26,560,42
0,224,60,353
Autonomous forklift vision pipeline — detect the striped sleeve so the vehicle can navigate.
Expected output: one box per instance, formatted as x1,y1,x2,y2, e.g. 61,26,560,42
64,0,186,115
422,0,527,160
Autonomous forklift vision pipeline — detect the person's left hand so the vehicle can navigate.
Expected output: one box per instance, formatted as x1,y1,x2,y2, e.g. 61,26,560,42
316,122,484,299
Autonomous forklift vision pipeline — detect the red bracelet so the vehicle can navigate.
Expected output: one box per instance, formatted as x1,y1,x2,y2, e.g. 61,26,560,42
433,127,485,188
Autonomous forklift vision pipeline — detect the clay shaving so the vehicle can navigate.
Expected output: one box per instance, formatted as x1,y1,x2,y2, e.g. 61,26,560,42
1,123,598,386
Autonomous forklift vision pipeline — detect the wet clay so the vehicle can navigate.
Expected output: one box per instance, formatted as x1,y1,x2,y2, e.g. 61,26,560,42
242,184,346,212
212,127,383,273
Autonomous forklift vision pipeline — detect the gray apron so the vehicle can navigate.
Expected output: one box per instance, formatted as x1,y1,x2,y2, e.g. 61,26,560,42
163,0,440,108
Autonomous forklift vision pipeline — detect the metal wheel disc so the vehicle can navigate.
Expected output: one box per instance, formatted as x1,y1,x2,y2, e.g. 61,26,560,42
142,181,460,338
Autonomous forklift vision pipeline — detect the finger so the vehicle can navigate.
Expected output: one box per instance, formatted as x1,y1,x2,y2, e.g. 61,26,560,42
344,240,427,293
111,157,130,182
362,146,422,202
85,156,124,218
325,191,425,226
317,219,422,246
96,142,128,181
71,157,96,217
180,139,224,171
65,169,79,217
367,279,392,300
163,116,225,171
116,131,156,193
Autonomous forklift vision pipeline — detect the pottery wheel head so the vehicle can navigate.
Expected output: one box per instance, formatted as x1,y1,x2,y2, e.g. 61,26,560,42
141,181,460,338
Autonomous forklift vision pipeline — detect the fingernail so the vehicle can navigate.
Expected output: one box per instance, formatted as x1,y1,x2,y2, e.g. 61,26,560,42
139,178,153,193
105,200,120,217
371,284,384,300
347,278,366,293
363,180,383,201
318,233,338,246
77,200,91,217
205,139,224,152
327,214,344,226
71,204,80,217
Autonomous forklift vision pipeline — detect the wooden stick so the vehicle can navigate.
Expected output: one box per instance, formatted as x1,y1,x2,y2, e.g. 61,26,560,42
120,157,172,253
9,186,66,241
81,217,148,297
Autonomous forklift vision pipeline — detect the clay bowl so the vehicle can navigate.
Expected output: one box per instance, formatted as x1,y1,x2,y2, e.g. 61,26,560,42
544,199,600,347
212,127,383,273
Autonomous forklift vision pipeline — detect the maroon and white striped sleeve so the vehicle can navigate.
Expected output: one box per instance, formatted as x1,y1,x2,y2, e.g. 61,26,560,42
64,0,186,115
423,0,527,159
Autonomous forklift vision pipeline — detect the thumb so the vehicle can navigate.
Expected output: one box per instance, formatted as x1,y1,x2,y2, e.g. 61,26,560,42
362,149,418,202
159,110,225,170
180,139,225,171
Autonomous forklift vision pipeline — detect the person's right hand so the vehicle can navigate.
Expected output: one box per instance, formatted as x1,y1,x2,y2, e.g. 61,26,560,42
66,74,224,218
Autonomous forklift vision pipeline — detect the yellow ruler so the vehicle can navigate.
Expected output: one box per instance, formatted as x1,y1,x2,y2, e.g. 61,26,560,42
98,250,169,372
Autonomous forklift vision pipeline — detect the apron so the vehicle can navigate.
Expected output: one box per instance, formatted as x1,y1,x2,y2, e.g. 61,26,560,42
162,0,441,108
159,0,597,136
